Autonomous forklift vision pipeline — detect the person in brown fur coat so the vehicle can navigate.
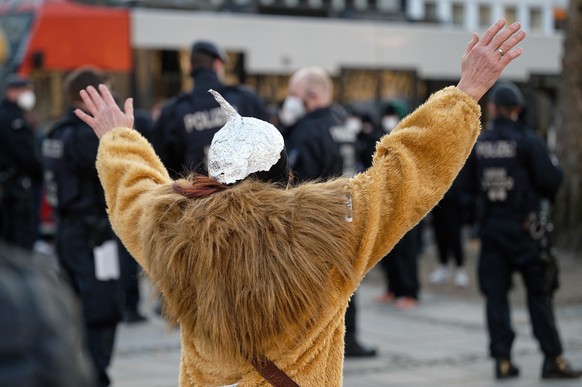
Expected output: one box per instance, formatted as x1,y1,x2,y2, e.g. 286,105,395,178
75,19,525,387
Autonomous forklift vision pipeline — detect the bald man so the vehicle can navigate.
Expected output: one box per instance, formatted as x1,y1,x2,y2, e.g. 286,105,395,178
281,66,374,357
281,66,345,182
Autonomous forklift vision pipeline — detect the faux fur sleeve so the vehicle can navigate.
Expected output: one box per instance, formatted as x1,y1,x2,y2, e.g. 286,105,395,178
349,86,481,278
96,127,172,267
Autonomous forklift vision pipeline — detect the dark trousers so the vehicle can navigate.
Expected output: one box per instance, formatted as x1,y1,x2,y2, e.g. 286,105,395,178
87,324,117,387
379,228,420,299
0,183,36,250
57,216,122,387
345,292,357,337
478,232,563,359
117,237,141,313
431,199,464,267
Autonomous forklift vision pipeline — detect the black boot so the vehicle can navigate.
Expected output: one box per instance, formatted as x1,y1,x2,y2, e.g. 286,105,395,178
344,335,377,358
541,355,582,379
123,309,147,323
495,358,520,379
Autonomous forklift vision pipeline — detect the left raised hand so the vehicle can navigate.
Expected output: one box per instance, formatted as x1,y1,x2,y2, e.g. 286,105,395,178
74,84,134,139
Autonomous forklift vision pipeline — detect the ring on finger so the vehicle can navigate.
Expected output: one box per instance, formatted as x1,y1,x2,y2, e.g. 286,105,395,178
497,48,504,56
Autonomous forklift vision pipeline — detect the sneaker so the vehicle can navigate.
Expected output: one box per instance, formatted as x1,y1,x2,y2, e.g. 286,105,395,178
374,292,395,304
394,297,417,310
495,358,520,379
541,355,582,379
429,265,451,285
454,269,469,288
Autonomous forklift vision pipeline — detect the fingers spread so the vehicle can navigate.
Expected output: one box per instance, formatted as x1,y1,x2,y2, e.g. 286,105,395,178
465,33,479,56
99,84,118,108
79,89,97,116
479,19,507,46
74,108,95,127
86,85,106,111
498,30,526,55
499,47,524,66
491,22,522,51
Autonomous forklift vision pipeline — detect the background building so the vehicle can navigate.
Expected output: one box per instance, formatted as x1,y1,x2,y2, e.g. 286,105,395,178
0,0,569,132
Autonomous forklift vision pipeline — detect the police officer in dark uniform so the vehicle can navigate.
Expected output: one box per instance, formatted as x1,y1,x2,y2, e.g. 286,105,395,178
152,40,270,178
280,66,344,181
0,75,42,250
281,66,375,357
42,66,123,387
468,82,581,380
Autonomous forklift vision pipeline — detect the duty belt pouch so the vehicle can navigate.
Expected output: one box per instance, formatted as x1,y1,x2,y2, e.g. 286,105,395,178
524,212,560,294
81,215,123,325
83,215,113,247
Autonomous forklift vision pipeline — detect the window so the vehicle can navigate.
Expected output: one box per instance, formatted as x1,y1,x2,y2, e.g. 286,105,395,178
530,7,543,32
504,6,517,24
424,1,438,21
478,4,491,28
452,3,464,27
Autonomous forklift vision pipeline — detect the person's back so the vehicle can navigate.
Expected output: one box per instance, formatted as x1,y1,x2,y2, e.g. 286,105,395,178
41,66,123,387
153,40,269,178
469,82,581,380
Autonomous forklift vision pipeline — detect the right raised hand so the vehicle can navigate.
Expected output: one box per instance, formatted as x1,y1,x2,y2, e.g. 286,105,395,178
457,19,526,101
74,84,134,139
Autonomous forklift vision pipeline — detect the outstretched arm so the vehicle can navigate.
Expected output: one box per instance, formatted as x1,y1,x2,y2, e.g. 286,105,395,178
74,84,171,267
350,19,526,277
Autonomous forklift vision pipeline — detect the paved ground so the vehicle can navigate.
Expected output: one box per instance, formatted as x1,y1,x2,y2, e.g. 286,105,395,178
110,235,582,387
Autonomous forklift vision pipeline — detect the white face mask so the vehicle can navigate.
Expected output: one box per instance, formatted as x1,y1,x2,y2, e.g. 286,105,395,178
17,90,36,111
381,115,400,133
346,117,363,134
279,96,306,127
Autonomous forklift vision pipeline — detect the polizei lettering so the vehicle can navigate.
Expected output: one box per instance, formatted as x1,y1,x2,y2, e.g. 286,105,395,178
475,140,517,159
183,107,228,133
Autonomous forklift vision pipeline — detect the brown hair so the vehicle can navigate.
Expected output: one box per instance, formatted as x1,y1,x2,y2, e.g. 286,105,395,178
64,66,107,103
172,174,228,198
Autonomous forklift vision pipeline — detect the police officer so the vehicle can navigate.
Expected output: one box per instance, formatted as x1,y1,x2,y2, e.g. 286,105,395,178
281,66,375,357
468,82,581,380
0,75,42,250
42,66,123,387
280,66,346,181
152,40,270,178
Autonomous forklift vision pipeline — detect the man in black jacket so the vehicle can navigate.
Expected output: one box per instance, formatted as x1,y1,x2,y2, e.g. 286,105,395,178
42,67,123,387
152,40,270,178
281,66,375,358
468,82,581,380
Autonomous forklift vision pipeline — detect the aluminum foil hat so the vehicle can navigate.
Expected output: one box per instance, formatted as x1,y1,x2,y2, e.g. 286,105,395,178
207,89,285,184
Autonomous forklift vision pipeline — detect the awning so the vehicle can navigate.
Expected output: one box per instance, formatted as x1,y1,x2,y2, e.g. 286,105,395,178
16,0,131,74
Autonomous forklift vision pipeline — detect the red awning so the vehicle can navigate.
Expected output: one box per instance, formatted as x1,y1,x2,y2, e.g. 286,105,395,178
18,0,131,74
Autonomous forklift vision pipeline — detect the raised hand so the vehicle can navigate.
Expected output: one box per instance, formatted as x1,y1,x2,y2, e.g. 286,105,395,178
457,19,526,101
74,84,134,139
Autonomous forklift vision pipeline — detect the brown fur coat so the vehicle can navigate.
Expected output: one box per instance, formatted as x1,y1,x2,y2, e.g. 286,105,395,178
96,86,480,386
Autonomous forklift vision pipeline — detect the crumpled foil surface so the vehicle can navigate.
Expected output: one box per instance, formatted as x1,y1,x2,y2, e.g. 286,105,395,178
207,89,284,184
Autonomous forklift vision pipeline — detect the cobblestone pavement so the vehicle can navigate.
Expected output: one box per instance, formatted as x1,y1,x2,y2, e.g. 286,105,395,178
110,237,582,387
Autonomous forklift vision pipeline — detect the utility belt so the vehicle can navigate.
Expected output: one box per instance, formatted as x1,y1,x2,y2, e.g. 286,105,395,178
59,213,113,248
